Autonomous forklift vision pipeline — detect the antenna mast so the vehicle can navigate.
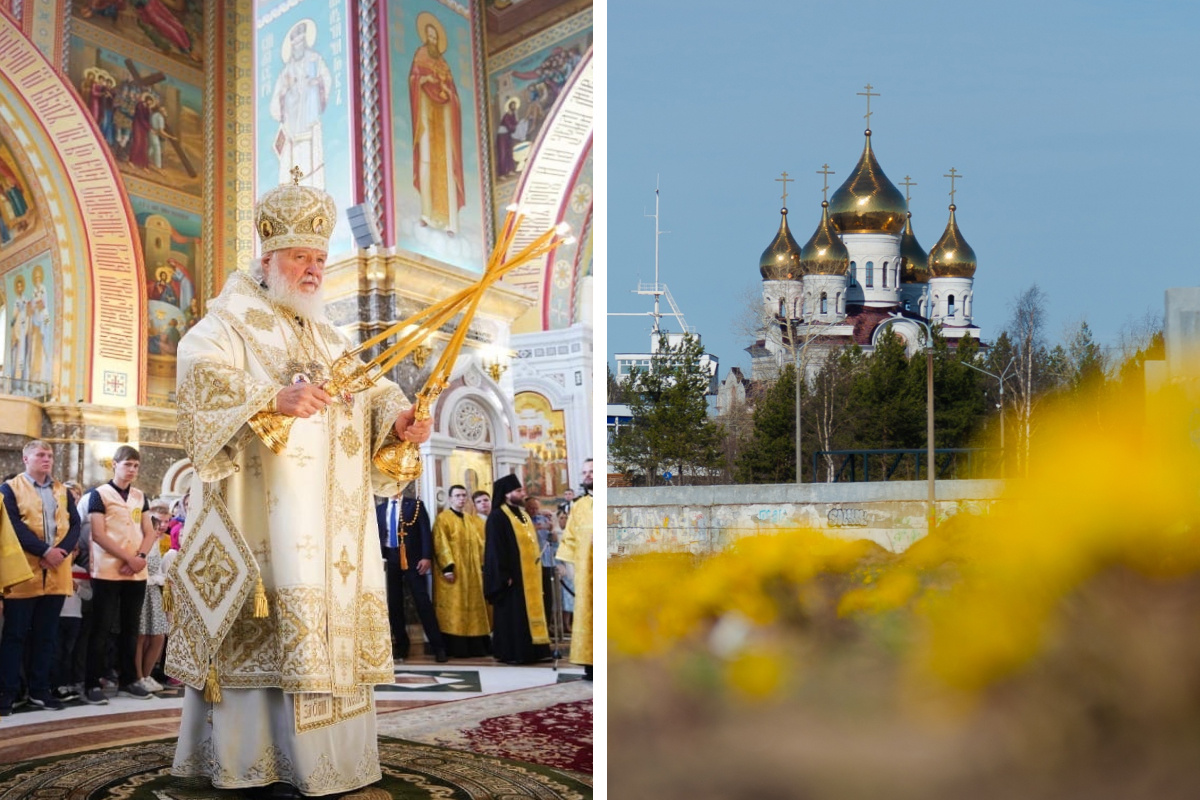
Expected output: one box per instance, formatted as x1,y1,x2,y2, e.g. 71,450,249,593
608,179,692,333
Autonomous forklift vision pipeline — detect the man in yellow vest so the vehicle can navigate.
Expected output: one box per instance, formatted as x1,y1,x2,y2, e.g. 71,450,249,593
83,444,158,705
556,458,593,681
0,440,81,715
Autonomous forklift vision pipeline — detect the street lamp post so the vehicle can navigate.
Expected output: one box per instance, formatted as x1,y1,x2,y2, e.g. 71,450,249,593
963,356,1015,477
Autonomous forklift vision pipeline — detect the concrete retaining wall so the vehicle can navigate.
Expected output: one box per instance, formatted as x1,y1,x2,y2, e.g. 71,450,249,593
607,480,1005,557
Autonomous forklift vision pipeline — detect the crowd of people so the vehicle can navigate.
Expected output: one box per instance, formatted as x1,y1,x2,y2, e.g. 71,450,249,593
0,438,594,718
375,463,593,675
0,441,187,714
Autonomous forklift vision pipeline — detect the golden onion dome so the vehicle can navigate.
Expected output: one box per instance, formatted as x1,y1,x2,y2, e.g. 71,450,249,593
759,207,804,281
899,212,930,284
828,131,908,235
799,201,850,276
928,204,977,278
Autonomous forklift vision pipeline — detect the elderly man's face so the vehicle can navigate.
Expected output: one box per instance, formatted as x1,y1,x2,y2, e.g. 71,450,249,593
264,247,326,295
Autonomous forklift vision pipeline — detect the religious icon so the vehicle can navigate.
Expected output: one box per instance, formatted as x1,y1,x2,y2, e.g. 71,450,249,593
408,11,465,235
269,19,332,189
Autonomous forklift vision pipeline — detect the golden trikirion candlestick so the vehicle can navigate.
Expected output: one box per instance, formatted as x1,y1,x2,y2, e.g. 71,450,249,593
251,209,573,485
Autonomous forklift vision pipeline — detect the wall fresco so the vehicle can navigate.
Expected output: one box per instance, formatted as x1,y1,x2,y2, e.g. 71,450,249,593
130,195,201,399
388,0,487,272
486,12,590,195
255,0,355,256
68,38,205,196
2,252,54,389
514,390,567,500
72,0,205,67
0,136,40,251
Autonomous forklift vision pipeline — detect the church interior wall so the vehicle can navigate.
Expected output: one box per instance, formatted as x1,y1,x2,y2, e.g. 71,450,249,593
0,0,590,498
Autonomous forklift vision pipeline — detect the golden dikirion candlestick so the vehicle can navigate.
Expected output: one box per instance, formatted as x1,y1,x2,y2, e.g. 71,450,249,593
252,210,573,485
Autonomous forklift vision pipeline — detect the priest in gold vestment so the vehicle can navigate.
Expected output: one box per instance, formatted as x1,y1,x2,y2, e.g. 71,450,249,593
431,484,491,658
167,175,431,797
556,459,593,680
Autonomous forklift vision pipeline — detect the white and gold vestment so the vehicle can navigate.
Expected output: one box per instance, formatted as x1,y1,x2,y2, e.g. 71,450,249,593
168,270,408,795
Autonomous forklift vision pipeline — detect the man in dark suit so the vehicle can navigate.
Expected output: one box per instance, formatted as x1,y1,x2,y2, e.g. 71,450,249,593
376,486,447,662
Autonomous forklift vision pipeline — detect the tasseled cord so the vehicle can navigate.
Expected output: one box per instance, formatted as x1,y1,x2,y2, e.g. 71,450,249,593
254,576,269,618
203,580,266,704
204,663,222,703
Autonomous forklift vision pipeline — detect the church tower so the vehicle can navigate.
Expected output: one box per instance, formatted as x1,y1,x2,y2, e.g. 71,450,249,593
759,206,804,321
928,184,978,331
898,210,930,317
799,201,850,324
828,128,907,310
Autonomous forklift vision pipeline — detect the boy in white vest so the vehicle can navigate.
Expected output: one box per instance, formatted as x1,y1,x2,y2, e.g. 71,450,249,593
82,445,158,704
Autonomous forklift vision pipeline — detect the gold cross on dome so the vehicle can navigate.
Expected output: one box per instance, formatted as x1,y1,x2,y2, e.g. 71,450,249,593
944,167,962,204
857,83,880,127
775,171,792,206
901,175,917,203
817,163,835,203
290,165,303,185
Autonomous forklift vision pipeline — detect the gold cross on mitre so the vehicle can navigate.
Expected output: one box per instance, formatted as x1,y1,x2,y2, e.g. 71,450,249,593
775,171,792,207
944,167,962,205
817,163,835,203
901,175,917,203
289,165,303,185
857,83,880,129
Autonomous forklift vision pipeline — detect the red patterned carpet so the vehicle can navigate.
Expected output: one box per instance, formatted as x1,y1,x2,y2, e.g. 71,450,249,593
459,699,593,774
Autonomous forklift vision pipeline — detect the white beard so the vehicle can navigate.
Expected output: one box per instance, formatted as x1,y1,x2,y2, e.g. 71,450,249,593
263,275,327,322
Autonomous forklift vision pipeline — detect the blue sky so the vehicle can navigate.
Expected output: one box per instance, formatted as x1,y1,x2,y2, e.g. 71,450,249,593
606,0,1200,377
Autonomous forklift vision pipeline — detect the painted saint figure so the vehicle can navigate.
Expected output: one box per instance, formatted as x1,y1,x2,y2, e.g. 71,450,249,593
495,97,519,178
269,20,331,189
26,266,49,383
129,94,153,170
408,12,465,234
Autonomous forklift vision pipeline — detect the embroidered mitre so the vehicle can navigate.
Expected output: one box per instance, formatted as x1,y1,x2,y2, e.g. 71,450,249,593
255,166,336,253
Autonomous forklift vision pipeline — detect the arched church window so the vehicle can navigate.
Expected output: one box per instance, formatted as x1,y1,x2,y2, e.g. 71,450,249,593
882,261,888,288
820,292,828,314
779,298,786,317
865,261,874,288
948,294,956,316
836,292,843,314
849,262,856,285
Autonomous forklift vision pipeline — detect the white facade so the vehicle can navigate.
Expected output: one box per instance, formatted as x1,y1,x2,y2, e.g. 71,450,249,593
763,278,804,322
802,273,849,323
929,276,974,328
843,232,902,308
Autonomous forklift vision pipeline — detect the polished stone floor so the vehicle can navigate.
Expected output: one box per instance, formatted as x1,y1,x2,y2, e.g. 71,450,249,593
0,655,587,764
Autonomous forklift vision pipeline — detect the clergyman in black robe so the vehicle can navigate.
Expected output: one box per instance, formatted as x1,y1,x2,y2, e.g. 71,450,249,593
483,474,551,664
